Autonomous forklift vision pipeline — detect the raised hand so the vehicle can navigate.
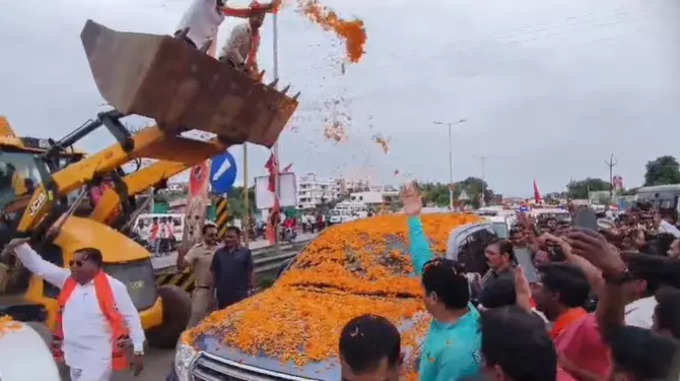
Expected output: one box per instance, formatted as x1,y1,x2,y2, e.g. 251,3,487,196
1,237,30,258
514,267,532,312
400,183,422,217
566,229,625,276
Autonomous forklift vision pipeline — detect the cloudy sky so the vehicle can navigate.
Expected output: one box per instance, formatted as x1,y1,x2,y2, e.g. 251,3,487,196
1,0,679,196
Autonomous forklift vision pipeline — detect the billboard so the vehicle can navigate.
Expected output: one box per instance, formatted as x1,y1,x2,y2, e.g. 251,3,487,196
255,172,297,209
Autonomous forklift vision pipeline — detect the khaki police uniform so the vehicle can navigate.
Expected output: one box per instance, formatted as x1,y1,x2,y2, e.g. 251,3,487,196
184,242,217,327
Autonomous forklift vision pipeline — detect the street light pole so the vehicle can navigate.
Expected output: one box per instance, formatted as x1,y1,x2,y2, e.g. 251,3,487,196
447,124,453,210
433,119,466,210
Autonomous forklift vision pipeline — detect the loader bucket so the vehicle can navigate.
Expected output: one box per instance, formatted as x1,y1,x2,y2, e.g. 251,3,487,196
80,20,297,148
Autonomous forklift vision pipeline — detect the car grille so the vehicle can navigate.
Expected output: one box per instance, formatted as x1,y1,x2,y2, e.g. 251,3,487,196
191,352,316,381
104,259,157,310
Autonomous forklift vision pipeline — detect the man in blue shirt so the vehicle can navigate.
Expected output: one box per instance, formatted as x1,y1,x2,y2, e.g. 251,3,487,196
402,184,481,381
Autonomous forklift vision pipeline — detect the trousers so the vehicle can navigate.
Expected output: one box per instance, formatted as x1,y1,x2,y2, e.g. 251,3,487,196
188,288,215,327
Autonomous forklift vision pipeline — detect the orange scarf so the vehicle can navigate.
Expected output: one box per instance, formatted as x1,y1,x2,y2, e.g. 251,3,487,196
52,271,130,371
246,28,260,70
551,307,587,339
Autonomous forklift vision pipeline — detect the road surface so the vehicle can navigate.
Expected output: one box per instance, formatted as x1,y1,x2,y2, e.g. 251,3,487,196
112,346,174,381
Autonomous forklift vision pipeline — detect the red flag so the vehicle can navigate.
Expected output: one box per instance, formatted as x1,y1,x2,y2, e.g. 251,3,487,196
264,154,278,192
533,179,542,204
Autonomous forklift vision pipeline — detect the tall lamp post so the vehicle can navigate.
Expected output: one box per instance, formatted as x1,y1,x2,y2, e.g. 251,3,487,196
433,119,467,210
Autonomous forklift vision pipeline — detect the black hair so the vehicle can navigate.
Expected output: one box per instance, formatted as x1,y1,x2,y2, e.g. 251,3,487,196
480,276,516,309
538,263,590,307
496,239,516,264
226,226,241,236
422,258,470,309
339,314,401,374
606,326,680,380
202,224,217,235
76,248,103,268
641,232,676,257
457,229,497,275
655,287,680,340
481,306,556,381
624,253,680,294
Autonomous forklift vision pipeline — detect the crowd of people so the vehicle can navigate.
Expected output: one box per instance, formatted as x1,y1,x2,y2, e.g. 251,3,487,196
5,178,680,380
339,184,680,381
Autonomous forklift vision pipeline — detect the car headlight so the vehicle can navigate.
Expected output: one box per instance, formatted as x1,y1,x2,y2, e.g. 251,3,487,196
175,341,198,381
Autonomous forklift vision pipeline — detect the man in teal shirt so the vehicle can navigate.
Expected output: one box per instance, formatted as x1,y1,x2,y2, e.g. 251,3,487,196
402,184,481,381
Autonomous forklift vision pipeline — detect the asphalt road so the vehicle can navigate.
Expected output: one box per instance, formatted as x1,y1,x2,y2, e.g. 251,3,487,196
111,346,174,381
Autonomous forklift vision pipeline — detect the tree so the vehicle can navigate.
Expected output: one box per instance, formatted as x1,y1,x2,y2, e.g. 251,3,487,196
225,186,255,221
644,156,680,186
411,179,496,209
420,183,450,207
453,177,495,208
566,178,609,199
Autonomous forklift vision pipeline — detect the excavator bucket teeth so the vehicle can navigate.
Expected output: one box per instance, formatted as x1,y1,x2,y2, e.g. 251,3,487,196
80,20,298,147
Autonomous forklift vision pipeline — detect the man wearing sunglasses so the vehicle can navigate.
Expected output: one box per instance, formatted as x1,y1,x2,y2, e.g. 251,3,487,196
3,238,145,381
180,223,220,327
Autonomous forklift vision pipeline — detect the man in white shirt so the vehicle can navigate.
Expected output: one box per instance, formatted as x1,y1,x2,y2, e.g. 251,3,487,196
175,0,278,55
3,238,145,381
219,2,269,76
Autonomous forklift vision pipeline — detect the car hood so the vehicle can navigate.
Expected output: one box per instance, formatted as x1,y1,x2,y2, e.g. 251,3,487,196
185,287,429,380
195,335,340,379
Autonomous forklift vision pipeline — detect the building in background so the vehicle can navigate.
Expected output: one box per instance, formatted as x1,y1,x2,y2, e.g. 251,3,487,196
297,172,340,210
349,189,399,208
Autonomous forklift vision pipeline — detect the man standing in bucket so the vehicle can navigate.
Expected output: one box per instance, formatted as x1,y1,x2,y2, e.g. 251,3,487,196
219,1,271,78
175,0,280,55
2,237,145,381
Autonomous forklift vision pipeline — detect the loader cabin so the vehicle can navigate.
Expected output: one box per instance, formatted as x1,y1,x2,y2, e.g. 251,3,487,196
0,116,84,229
0,116,85,302
0,117,166,338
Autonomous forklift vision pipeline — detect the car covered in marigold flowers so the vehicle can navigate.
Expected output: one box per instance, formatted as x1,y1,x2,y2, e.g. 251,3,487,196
174,213,486,381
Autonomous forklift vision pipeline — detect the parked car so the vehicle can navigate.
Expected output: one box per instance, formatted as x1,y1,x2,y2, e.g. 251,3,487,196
174,213,485,381
0,319,60,381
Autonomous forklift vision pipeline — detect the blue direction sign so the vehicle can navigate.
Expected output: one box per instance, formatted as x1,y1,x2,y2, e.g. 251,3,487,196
210,151,237,194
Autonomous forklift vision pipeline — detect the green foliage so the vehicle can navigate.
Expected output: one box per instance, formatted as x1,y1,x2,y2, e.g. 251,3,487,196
644,156,680,186
566,178,610,199
418,177,494,209
225,186,255,221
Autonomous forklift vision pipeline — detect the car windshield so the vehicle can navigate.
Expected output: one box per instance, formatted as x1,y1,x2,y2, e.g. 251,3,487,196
0,151,45,213
492,222,509,239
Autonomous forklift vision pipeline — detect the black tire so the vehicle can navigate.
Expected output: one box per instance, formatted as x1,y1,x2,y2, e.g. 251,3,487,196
146,285,191,348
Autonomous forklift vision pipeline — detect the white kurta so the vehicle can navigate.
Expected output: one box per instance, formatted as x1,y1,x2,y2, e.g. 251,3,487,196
624,295,657,329
14,244,145,372
176,0,224,48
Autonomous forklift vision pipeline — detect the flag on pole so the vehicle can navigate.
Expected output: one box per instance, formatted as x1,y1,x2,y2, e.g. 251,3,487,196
533,179,542,204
